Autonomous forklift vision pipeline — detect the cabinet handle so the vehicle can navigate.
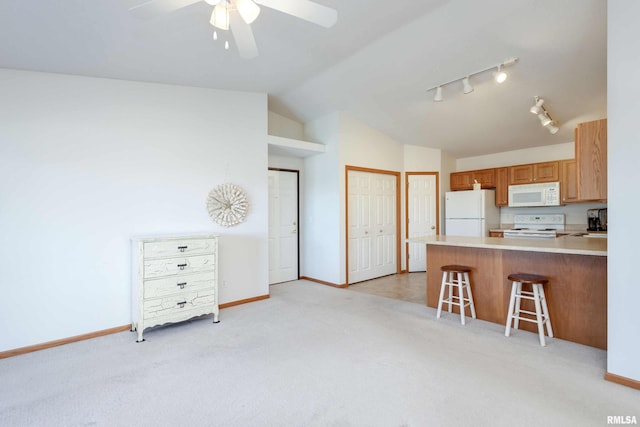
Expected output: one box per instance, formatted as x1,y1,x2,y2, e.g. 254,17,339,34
177,245,188,252
177,301,187,308
177,282,187,289
177,263,187,270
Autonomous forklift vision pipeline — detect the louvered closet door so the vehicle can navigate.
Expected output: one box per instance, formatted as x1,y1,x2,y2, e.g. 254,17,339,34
348,170,397,284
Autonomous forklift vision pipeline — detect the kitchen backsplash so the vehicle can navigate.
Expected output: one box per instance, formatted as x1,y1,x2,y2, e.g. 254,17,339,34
499,202,607,230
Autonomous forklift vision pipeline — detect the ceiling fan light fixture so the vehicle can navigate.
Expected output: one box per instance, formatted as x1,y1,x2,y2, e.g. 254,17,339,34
434,86,443,102
462,77,473,94
211,3,230,30
236,0,261,24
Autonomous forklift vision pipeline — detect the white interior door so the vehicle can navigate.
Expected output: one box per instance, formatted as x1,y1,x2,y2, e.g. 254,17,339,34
348,170,397,284
268,170,298,284
408,174,437,272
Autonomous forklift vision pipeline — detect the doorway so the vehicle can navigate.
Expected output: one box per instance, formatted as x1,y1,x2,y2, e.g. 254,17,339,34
268,169,299,285
346,167,401,285
406,172,439,272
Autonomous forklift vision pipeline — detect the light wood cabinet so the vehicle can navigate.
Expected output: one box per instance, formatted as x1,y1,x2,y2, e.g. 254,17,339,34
450,168,496,191
450,171,473,191
131,234,220,342
576,119,607,201
509,161,559,185
472,169,496,188
494,167,509,206
489,231,504,238
560,159,579,203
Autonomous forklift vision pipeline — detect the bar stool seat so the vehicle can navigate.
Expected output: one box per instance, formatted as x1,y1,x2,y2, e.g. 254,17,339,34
505,273,554,346
436,265,476,325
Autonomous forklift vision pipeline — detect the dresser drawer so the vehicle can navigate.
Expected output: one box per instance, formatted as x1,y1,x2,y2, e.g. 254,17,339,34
143,272,214,299
143,238,216,259
144,254,215,279
142,290,216,320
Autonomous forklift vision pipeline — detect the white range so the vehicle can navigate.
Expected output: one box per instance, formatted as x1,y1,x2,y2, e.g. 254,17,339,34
503,214,565,239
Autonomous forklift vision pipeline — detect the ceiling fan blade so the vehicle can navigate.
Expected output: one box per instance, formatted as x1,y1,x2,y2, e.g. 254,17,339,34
230,12,259,59
255,0,337,28
129,0,201,19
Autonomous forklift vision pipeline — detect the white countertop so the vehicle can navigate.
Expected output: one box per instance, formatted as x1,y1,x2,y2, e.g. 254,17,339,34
408,235,607,256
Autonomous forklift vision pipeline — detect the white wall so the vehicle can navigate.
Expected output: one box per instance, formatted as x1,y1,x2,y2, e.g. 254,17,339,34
0,69,269,352
302,113,342,284
455,142,575,170
268,111,305,140
607,1,640,383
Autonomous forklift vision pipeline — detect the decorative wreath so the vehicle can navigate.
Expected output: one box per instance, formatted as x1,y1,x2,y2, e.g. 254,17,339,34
206,183,249,227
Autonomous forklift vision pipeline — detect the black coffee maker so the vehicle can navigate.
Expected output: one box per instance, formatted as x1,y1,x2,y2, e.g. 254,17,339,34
587,208,607,231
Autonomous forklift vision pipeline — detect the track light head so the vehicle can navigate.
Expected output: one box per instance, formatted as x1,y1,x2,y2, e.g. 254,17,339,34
434,86,443,102
530,97,545,114
546,124,559,134
538,113,552,126
494,65,507,83
462,77,473,94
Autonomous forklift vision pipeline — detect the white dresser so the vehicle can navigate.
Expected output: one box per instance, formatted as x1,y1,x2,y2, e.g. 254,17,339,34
131,234,219,342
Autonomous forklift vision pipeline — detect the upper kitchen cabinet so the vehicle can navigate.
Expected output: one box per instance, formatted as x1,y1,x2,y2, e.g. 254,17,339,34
509,161,559,185
560,159,579,203
450,168,495,191
576,119,607,201
495,167,509,206
450,171,473,191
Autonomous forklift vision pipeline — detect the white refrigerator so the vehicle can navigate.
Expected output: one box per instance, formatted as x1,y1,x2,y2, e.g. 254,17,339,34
445,190,500,237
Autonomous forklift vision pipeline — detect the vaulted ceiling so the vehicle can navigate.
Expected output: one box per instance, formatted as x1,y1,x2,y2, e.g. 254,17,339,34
0,0,607,158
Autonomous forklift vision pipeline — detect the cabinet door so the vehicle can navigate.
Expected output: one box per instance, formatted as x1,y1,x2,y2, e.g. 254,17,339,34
560,159,579,203
472,169,496,188
533,161,559,182
509,164,534,185
576,119,607,200
495,167,509,206
450,171,472,190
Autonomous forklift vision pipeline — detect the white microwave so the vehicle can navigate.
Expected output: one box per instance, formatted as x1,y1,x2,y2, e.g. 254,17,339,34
508,182,560,207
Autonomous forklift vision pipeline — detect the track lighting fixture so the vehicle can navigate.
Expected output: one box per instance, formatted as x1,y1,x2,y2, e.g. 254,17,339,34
462,77,474,94
494,64,507,83
434,86,443,102
427,57,518,102
530,96,559,134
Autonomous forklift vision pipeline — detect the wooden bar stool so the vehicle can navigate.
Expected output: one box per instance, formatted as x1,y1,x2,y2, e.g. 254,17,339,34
436,265,476,325
505,273,554,346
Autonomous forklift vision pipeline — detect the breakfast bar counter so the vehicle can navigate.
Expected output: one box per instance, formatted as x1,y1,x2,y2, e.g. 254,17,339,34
409,235,607,349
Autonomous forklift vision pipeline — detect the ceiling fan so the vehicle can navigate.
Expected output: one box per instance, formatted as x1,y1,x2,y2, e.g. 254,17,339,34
130,0,338,59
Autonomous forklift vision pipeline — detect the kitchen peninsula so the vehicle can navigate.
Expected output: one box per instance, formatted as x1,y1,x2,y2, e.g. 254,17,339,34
410,235,607,349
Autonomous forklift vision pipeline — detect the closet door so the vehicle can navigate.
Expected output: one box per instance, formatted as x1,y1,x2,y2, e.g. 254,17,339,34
348,170,397,283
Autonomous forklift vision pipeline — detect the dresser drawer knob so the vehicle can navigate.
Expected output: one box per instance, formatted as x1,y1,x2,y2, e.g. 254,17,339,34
177,263,187,270
177,282,187,289
177,301,187,308
177,246,188,252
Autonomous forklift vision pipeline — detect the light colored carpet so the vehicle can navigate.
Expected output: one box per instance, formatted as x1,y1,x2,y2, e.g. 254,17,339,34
1,279,638,426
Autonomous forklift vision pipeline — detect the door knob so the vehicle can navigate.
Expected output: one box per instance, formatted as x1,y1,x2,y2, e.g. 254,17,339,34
431,226,436,230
